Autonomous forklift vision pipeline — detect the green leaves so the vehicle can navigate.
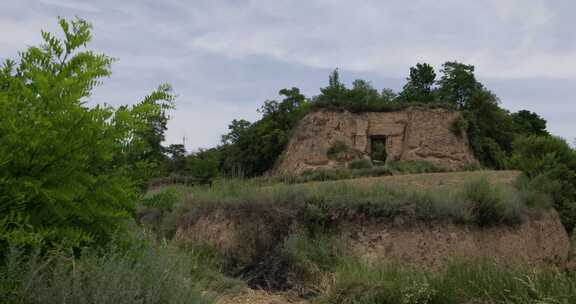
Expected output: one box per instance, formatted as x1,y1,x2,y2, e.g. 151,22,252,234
0,18,175,250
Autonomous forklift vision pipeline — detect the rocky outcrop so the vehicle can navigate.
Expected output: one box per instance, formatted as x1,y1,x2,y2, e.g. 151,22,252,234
274,108,478,175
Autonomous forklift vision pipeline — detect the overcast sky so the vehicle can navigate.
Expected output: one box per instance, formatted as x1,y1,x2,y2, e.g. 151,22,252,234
1,0,574,150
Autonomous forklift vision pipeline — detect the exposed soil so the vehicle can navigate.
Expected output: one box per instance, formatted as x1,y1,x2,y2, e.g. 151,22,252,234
217,290,307,304
275,109,478,175
343,210,570,271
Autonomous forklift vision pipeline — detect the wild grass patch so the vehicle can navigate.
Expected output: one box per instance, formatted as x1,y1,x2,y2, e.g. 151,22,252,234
316,259,576,304
0,241,213,304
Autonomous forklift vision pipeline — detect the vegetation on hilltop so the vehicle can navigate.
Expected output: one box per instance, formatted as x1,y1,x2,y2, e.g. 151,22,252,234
2,17,576,304
171,64,550,181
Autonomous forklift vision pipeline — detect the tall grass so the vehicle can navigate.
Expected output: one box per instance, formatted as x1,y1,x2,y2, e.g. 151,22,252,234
154,176,533,230
0,240,213,304
317,259,576,304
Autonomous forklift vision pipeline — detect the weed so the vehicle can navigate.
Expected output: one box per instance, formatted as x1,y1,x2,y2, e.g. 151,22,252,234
327,141,349,159
348,159,373,170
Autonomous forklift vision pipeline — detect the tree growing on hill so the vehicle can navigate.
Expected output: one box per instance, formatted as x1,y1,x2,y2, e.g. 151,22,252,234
437,61,483,109
220,88,307,176
511,136,576,231
0,18,174,250
511,110,549,137
398,62,437,103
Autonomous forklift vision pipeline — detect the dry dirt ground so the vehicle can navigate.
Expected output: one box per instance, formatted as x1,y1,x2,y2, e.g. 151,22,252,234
217,290,307,304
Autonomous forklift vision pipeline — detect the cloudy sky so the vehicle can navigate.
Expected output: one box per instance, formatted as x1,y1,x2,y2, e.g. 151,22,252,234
1,0,574,150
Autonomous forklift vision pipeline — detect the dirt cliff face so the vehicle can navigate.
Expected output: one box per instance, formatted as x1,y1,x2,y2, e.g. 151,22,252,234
274,108,478,175
343,211,570,271
174,208,570,273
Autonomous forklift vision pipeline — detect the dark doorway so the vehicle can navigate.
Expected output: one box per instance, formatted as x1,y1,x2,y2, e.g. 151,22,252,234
370,136,387,164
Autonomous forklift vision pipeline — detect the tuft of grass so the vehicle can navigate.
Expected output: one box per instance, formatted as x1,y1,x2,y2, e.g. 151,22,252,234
283,232,344,294
348,159,373,170
461,177,523,226
387,160,447,174
327,140,349,159
0,242,213,304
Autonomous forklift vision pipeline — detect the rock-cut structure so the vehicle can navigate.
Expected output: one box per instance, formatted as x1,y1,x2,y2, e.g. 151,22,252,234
274,108,478,175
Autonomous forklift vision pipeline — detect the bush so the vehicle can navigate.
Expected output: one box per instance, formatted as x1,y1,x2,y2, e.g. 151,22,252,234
327,140,349,158
282,232,343,293
348,159,373,170
511,135,576,231
387,160,446,174
450,115,468,138
141,187,182,211
137,187,186,238
0,242,212,304
461,177,522,226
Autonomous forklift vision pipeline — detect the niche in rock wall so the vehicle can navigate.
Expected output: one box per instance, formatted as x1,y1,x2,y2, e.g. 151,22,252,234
370,136,387,165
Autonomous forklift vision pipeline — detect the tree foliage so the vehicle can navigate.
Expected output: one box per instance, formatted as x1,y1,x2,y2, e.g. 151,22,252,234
0,18,174,250
398,62,437,103
219,88,307,176
216,63,554,176
511,136,576,231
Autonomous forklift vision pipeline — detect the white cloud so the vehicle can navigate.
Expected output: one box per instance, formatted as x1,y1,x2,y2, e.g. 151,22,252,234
1,0,575,148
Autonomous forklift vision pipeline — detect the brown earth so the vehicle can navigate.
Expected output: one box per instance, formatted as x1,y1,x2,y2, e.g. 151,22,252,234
175,171,570,274
217,290,306,304
275,108,478,175
343,210,570,271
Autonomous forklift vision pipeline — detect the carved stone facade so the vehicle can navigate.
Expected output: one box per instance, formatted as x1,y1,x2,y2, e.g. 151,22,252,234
274,108,478,175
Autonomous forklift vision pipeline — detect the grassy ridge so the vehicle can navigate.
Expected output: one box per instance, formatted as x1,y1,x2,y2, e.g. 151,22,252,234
141,173,547,241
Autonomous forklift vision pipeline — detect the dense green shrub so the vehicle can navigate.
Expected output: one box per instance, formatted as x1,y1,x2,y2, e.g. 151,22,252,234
461,177,522,226
510,135,576,231
141,187,182,211
348,159,373,170
218,88,308,177
0,242,212,304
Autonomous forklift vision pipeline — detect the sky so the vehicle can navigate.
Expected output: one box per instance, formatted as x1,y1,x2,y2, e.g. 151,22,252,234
1,0,574,150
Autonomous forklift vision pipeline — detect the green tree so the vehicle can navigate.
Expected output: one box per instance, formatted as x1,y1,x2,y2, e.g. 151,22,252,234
220,88,307,176
165,144,187,174
316,69,347,107
437,61,483,109
186,149,220,184
399,62,437,103
511,110,549,136
0,18,174,249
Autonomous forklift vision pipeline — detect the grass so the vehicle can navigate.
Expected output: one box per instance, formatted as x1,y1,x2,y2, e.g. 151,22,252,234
152,175,535,231
316,259,576,304
131,171,560,303
0,240,213,304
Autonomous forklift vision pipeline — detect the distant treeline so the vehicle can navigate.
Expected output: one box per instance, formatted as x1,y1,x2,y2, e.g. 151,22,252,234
172,63,548,180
